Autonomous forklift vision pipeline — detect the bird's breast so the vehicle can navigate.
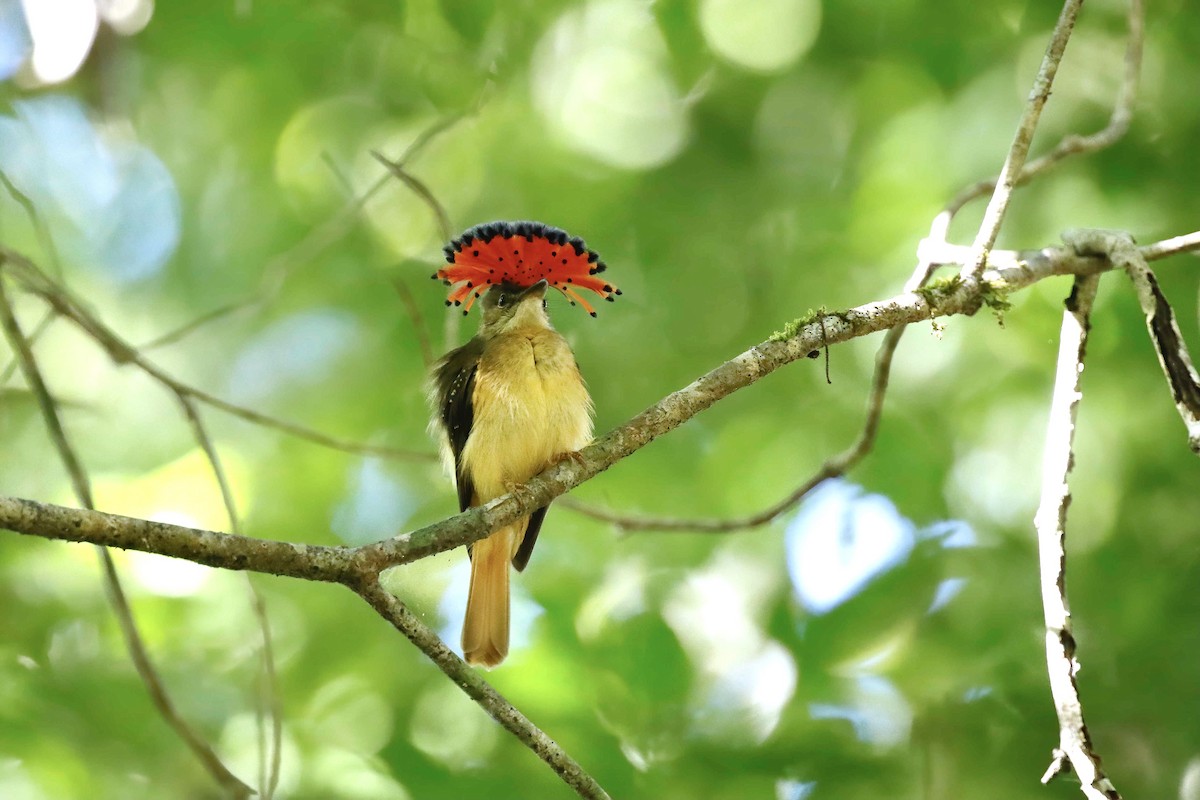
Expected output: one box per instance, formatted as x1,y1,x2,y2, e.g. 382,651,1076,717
463,328,593,499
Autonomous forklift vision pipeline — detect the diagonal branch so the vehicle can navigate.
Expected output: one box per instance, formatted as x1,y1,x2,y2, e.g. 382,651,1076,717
961,0,1084,281
561,256,938,532
354,578,612,800
1034,273,1121,799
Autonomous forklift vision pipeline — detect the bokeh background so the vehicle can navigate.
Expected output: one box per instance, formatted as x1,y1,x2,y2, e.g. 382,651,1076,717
1,0,1199,798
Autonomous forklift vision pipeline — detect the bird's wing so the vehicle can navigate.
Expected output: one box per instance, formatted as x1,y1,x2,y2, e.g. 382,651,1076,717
433,338,484,513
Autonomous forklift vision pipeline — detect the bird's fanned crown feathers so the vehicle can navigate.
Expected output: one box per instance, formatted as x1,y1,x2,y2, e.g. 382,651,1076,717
434,220,621,316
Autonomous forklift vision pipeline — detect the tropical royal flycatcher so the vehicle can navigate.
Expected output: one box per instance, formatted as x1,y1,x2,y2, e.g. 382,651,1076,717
429,221,619,667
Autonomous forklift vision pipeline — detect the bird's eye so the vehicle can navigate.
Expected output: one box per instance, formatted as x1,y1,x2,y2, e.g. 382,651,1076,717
497,294,508,308
541,298,548,311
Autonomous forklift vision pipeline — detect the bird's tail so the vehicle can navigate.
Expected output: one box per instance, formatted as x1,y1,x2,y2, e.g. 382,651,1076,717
462,526,518,667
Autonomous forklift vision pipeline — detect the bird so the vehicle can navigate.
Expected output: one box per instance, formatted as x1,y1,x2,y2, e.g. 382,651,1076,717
429,220,620,667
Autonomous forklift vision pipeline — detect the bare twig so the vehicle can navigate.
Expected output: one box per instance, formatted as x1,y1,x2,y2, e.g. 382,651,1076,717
2,248,434,461
392,275,435,368
0,168,64,277
0,309,56,385
1139,230,1200,261
139,107,478,352
370,151,454,244
320,150,357,198
1065,229,1200,451
944,0,1143,222
0,280,254,798
961,0,1084,281
177,394,283,798
1034,273,1121,799
355,578,612,800
139,300,256,352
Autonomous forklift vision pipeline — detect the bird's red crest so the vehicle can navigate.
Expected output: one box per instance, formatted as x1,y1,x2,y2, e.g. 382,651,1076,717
434,221,620,316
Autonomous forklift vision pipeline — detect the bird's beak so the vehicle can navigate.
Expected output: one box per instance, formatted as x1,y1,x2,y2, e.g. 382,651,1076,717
518,279,549,302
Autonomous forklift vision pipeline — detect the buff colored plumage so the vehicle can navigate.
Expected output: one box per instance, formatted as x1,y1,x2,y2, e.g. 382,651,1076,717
431,280,592,667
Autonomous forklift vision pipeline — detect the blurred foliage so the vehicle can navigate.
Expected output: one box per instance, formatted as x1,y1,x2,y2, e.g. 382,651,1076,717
1,0,1199,798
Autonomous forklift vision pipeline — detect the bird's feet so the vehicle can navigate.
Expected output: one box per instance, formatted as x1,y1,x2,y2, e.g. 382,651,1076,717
548,449,588,471
503,479,538,508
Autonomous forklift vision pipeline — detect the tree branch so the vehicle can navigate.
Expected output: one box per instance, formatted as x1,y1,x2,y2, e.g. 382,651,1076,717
1034,273,1121,799
561,256,937,532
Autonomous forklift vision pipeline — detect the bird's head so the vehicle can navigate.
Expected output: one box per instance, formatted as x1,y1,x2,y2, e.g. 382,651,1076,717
478,280,550,336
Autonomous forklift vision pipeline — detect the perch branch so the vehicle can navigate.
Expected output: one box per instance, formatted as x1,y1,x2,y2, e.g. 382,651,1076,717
3,230,1197,571
561,255,938,532
1034,273,1120,799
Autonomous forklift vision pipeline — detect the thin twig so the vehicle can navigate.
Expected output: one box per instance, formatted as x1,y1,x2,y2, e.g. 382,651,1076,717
3,249,433,461
961,0,1084,281
0,168,64,278
176,394,283,798
0,279,254,798
370,150,455,244
139,301,256,352
392,275,435,368
1034,273,1121,799
320,150,357,198
138,108,478,352
354,578,612,800
1065,229,1200,451
0,309,55,385
944,0,1144,222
